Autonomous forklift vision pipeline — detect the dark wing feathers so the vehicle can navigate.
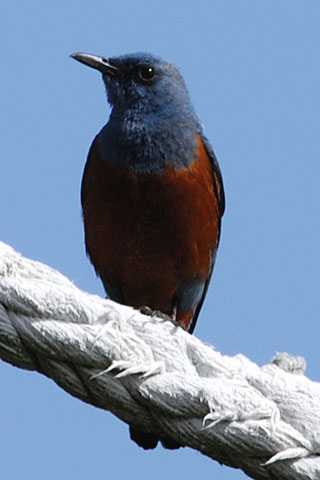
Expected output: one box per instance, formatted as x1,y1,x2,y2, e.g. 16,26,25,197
187,134,224,334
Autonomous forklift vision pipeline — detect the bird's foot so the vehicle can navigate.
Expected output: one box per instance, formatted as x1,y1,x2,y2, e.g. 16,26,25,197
139,306,176,323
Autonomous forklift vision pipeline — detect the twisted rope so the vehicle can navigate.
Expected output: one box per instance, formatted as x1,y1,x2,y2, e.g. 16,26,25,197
0,240,319,480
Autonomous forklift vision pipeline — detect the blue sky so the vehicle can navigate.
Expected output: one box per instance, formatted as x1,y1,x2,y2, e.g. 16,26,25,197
1,1,320,479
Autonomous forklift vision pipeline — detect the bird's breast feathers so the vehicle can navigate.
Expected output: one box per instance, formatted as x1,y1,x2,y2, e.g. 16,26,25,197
81,133,221,282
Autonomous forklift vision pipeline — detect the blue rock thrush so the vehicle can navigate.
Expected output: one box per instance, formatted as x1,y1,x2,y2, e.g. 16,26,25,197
71,51,225,450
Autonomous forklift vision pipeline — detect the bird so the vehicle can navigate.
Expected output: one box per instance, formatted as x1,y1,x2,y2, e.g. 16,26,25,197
71,51,225,450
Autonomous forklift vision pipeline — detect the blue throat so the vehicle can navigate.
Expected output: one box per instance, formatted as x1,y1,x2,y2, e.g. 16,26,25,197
97,103,201,173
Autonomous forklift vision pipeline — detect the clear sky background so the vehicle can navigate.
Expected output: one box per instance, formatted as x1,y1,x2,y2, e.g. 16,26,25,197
1,1,320,479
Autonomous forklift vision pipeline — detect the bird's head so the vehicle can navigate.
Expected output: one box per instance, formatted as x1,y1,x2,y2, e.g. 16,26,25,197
71,51,197,121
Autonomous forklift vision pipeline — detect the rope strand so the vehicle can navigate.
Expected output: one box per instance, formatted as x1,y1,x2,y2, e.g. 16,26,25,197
0,241,319,480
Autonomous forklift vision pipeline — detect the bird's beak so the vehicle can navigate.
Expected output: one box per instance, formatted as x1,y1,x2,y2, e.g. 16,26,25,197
70,52,119,76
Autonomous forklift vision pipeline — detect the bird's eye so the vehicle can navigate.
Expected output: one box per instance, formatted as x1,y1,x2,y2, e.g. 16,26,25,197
138,66,155,82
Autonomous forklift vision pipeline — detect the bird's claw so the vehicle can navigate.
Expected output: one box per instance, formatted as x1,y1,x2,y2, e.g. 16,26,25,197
139,306,176,323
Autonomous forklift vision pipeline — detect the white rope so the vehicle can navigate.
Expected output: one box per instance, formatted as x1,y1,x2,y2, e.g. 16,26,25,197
0,240,320,480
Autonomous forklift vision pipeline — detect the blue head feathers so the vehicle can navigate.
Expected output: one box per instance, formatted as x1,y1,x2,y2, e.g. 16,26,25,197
71,52,202,172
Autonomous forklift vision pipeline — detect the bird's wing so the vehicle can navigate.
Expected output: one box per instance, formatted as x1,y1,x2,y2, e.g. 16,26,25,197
187,134,225,334
200,133,225,218
80,135,98,208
